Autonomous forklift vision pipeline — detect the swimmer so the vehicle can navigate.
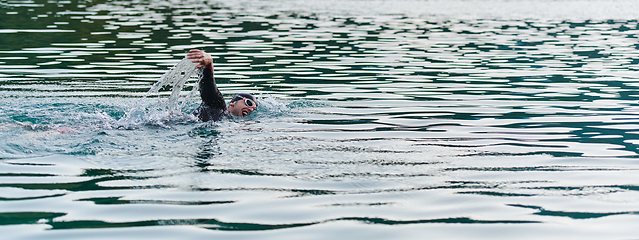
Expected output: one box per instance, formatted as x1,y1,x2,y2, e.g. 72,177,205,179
186,49,258,122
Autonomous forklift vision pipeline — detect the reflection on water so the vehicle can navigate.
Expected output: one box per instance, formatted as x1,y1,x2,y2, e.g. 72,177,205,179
2,0,639,239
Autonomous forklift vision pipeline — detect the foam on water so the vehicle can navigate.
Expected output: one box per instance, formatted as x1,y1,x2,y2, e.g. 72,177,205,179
118,57,200,129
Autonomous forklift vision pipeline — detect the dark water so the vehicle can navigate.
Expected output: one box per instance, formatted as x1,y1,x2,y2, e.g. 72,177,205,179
2,0,639,239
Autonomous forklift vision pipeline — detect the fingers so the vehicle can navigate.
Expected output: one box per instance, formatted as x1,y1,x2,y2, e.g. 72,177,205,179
186,49,212,68
186,53,200,59
186,49,204,59
188,49,202,55
193,60,206,68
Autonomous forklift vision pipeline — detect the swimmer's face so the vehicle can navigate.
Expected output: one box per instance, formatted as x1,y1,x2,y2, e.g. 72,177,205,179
228,97,257,117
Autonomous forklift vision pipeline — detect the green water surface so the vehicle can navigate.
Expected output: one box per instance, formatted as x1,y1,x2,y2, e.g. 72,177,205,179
2,0,639,239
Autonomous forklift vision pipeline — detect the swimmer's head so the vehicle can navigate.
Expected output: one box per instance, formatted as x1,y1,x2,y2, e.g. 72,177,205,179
228,93,257,117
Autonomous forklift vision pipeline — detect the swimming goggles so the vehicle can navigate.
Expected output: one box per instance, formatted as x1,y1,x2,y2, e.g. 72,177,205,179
239,96,257,109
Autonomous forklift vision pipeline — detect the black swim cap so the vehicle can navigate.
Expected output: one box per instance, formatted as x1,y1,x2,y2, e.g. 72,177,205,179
230,93,257,107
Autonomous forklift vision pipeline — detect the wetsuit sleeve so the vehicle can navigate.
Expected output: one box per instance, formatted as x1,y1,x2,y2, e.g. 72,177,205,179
198,65,226,110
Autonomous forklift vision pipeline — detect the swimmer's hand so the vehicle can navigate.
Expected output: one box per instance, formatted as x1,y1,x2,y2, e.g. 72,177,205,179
187,49,213,69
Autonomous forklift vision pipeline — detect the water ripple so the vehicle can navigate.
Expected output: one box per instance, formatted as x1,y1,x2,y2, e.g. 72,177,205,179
3,0,639,238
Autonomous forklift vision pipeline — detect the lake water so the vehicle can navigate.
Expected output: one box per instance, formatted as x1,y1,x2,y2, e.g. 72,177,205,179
2,0,639,239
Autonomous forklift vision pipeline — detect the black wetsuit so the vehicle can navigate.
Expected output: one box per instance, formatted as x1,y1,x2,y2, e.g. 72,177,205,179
192,66,228,122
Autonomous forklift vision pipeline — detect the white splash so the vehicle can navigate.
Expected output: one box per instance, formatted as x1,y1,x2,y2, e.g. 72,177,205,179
119,57,201,128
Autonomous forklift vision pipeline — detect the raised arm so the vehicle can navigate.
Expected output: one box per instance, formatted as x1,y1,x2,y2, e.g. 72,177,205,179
187,49,226,110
